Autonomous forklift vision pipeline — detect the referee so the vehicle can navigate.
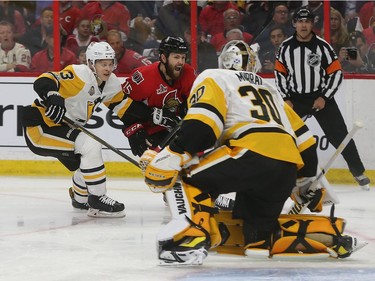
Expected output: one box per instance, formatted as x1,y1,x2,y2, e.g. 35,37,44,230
274,7,370,190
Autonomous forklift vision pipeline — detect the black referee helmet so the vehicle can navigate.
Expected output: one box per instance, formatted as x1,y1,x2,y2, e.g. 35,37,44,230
293,7,315,22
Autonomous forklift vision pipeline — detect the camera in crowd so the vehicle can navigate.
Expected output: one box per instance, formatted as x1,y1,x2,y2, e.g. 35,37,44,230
345,47,358,60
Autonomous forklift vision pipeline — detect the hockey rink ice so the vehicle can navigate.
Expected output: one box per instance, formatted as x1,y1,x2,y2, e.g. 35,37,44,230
0,176,374,281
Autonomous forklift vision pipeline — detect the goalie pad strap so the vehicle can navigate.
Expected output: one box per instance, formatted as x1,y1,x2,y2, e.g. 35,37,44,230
271,215,345,255
214,211,347,256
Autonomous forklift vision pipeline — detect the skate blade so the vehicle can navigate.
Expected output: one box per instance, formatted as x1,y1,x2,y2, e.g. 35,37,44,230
326,241,368,259
272,252,331,261
158,256,205,267
351,241,368,254
87,208,126,218
158,248,207,266
360,184,370,191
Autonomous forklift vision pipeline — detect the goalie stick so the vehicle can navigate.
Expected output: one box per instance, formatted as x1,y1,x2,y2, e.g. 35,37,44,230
288,121,364,215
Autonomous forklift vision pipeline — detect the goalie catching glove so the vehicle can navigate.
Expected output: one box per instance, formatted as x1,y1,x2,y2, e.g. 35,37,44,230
140,146,192,193
291,177,326,212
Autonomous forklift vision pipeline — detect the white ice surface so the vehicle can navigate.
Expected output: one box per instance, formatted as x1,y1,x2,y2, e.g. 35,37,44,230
0,177,374,281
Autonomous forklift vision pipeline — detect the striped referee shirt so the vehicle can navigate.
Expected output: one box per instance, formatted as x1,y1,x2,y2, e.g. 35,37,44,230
274,32,343,100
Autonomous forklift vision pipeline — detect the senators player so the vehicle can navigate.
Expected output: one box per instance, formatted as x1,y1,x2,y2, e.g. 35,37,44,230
122,36,196,156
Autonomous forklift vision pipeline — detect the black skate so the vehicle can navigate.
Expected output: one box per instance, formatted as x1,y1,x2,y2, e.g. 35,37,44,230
354,174,370,191
87,194,125,218
328,235,368,258
69,187,89,210
158,236,209,266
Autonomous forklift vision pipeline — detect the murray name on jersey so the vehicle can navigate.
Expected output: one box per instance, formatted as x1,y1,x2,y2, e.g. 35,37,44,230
235,71,263,85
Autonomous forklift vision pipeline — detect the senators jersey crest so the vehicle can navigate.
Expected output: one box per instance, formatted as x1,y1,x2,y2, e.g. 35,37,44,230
124,62,196,110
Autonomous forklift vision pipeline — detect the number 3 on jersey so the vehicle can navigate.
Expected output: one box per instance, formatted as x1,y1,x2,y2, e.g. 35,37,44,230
238,85,282,125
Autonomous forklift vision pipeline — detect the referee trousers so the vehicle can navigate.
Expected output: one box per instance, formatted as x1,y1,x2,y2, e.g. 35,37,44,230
290,95,365,177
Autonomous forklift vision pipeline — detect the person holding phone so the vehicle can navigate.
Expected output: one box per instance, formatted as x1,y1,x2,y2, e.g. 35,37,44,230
338,31,375,73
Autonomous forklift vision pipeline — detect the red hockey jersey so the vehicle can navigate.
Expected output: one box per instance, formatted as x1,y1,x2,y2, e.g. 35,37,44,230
122,62,196,135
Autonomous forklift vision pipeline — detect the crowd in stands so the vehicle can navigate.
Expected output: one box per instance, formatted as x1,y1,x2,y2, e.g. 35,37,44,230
1,0,375,74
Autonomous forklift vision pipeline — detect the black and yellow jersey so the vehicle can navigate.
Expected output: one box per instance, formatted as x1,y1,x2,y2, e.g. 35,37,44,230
29,64,150,128
175,69,316,169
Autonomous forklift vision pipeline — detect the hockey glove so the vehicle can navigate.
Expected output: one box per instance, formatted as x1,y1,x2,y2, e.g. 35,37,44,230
152,108,181,129
44,91,66,124
291,177,325,213
139,149,158,175
123,123,153,157
143,146,192,193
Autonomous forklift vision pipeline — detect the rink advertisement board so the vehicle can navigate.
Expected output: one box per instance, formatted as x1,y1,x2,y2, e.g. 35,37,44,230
0,76,374,169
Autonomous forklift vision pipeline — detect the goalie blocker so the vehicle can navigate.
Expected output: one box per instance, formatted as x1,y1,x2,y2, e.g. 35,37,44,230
214,206,367,259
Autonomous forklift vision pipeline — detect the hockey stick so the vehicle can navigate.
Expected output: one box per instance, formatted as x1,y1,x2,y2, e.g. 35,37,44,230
288,121,364,214
62,116,140,168
63,117,182,169
155,121,182,152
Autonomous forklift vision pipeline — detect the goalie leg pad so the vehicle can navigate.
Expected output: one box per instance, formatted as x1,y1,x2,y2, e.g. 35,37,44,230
157,182,219,265
270,214,345,256
213,211,356,258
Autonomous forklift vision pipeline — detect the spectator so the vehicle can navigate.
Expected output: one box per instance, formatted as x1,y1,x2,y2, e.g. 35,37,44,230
107,29,151,75
81,1,131,40
254,2,294,56
65,18,99,55
0,0,26,40
13,1,37,31
363,24,375,47
183,25,217,73
76,45,87,65
210,8,253,53
325,7,349,55
358,1,375,29
307,1,323,35
259,25,287,73
0,1,26,41
154,0,190,39
0,20,30,72
274,7,370,190
363,4,375,46
199,0,239,37
20,6,53,56
339,31,375,74
224,28,244,44
60,1,81,36
242,1,273,39
30,26,77,73
125,14,153,55
125,1,159,20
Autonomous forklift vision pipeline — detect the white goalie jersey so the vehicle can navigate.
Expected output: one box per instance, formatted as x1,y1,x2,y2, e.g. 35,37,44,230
185,69,316,168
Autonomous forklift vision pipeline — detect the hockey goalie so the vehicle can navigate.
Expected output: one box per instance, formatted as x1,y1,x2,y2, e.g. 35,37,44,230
139,40,367,265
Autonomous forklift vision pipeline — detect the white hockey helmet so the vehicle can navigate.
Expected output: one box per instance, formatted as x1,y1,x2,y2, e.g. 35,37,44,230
218,40,260,72
86,41,117,70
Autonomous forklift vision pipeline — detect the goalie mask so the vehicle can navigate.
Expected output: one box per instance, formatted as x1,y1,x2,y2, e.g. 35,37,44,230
218,40,260,73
